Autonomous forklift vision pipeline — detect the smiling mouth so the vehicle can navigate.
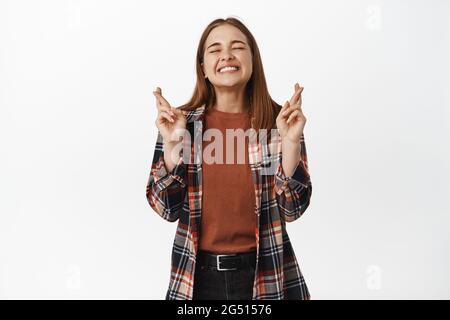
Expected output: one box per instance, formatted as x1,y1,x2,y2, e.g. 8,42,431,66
218,66,240,73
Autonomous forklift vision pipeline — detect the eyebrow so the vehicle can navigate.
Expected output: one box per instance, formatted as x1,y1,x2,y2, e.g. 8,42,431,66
206,40,247,50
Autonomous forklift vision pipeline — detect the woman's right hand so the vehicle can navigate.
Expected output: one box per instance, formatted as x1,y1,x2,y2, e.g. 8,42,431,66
153,86,187,143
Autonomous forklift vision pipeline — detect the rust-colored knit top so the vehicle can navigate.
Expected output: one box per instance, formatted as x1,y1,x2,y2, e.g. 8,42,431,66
199,106,257,254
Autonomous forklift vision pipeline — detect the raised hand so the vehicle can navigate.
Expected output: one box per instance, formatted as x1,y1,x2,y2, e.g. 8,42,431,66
276,83,307,143
153,86,187,143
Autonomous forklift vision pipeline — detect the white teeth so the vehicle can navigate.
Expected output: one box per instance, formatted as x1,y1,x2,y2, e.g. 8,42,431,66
219,66,239,73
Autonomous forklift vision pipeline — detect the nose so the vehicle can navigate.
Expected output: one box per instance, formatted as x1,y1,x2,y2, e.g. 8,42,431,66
220,49,235,61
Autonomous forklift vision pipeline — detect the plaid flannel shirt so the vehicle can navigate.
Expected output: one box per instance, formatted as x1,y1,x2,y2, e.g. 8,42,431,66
146,104,312,300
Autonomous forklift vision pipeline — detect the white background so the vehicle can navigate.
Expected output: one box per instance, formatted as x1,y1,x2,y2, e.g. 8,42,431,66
1,0,449,299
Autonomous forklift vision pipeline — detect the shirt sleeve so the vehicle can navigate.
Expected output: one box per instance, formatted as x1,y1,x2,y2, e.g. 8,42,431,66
273,133,313,222
146,130,187,222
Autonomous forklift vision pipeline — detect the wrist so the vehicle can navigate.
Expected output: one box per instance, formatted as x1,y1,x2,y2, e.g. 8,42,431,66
281,134,301,145
163,138,182,149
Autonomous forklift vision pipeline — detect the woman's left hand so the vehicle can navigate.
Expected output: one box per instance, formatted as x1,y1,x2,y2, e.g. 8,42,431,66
276,83,307,143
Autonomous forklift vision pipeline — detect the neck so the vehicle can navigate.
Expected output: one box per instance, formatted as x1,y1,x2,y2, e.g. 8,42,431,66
213,86,249,113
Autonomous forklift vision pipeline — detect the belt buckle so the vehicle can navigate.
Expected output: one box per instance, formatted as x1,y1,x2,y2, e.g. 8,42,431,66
216,254,238,271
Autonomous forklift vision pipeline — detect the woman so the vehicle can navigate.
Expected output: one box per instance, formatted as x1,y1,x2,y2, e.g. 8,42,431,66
146,17,313,300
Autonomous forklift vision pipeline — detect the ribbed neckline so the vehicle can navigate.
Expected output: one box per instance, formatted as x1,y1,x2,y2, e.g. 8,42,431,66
207,107,251,119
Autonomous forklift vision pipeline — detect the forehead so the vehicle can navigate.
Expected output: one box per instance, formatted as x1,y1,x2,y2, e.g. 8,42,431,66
205,24,247,46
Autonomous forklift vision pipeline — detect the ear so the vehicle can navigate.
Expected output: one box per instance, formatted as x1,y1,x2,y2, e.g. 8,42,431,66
201,62,207,78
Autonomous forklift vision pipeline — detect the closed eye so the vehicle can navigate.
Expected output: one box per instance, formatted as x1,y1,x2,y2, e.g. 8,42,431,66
210,47,245,53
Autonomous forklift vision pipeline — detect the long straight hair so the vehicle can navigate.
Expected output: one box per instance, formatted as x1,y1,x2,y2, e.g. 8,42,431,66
178,17,282,139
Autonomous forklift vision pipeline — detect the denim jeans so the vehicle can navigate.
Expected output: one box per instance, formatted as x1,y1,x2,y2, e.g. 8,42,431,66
192,254,256,300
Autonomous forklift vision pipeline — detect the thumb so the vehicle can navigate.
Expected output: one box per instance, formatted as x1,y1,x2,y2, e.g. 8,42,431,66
174,107,186,118
278,101,289,118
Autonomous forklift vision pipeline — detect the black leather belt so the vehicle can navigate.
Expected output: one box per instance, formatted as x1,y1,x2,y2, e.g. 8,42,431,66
196,250,257,272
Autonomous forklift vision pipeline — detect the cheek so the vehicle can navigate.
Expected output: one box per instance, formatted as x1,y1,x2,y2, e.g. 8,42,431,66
204,60,217,73
240,54,252,70
242,61,253,75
